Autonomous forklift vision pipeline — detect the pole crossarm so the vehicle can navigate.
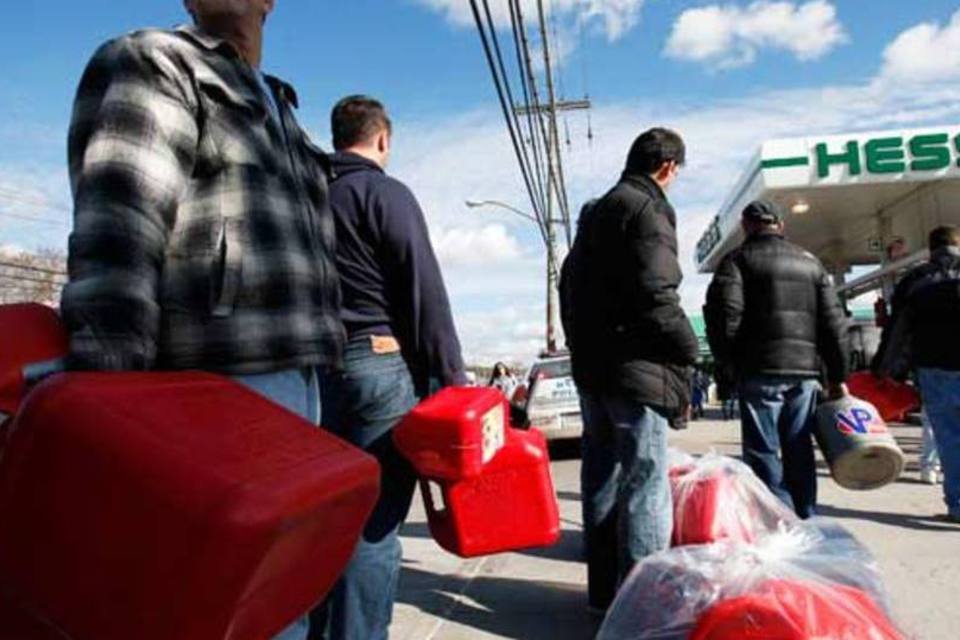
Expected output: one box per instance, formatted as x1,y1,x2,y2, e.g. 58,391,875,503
513,99,592,116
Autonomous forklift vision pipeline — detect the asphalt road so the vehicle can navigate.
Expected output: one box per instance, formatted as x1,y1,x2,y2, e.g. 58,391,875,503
391,409,959,640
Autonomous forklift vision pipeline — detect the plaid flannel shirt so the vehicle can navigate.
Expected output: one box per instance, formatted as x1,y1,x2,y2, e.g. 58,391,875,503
61,25,344,374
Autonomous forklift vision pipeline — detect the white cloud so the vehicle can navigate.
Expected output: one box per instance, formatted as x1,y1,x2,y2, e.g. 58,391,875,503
433,223,524,266
7,10,960,366
664,1,847,69
878,9,960,85
413,0,644,43
390,72,960,363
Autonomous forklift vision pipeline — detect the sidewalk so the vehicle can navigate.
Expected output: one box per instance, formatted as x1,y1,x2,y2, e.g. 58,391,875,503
391,412,959,639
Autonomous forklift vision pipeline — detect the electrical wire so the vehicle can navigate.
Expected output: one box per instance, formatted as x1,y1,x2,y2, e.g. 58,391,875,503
508,0,549,226
0,260,67,276
479,0,547,227
469,0,548,244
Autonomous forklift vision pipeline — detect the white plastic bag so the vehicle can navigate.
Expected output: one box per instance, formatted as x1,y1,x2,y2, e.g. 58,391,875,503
669,451,797,546
597,520,904,640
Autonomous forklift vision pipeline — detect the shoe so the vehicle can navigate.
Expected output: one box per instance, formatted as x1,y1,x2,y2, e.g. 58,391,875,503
920,467,940,485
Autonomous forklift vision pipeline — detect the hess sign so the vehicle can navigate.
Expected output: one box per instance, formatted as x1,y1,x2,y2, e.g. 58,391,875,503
814,132,960,178
763,131,960,179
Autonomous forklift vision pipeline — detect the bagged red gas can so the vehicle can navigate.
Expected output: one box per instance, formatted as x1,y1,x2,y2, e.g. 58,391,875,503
846,371,920,423
690,579,904,640
669,453,796,546
394,386,507,479
0,303,67,422
420,427,560,557
394,387,560,557
0,372,380,640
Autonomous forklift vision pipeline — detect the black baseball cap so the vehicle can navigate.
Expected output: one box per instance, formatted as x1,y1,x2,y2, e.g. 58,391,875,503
741,199,784,224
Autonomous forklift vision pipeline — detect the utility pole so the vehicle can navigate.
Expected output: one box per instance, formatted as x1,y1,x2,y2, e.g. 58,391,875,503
471,0,592,356
532,0,581,354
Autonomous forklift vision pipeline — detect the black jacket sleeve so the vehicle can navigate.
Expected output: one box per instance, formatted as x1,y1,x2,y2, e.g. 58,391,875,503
704,254,743,368
872,270,920,379
815,268,850,384
376,179,467,391
626,200,699,365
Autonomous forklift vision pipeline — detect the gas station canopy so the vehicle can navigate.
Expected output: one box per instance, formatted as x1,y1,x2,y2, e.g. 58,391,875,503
695,124,960,296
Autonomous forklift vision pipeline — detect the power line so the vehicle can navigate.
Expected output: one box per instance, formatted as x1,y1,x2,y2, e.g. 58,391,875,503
480,0,547,227
507,0,548,224
0,186,71,213
0,273,66,287
0,210,69,227
469,0,548,246
0,259,67,276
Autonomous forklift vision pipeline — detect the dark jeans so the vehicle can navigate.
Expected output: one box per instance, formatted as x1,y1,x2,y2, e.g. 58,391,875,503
309,338,418,640
579,391,672,610
739,375,820,519
917,368,960,518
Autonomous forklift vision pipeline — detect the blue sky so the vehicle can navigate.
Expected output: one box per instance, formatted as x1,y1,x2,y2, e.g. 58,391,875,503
2,1,960,362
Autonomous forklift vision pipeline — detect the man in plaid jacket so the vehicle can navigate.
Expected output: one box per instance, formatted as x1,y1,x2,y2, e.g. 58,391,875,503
61,3,343,638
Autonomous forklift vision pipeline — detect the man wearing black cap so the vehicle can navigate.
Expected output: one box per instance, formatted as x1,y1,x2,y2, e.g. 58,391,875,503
704,200,848,518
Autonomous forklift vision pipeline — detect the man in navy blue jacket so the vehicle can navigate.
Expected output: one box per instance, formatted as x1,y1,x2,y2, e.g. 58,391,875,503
309,96,466,640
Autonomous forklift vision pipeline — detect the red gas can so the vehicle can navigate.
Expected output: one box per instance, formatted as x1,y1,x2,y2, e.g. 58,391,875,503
420,427,560,557
394,386,507,479
846,371,920,423
690,579,904,640
394,387,560,558
0,372,380,640
0,303,67,421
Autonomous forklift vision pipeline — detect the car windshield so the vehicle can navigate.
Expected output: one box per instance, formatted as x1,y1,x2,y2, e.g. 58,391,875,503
531,358,571,380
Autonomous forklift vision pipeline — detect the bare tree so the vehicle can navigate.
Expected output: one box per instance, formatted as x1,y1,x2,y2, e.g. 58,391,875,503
0,247,67,307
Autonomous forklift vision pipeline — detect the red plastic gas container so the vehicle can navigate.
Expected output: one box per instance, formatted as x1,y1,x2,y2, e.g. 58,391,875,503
690,579,904,640
0,595,65,640
669,455,797,547
420,427,560,557
394,387,560,557
847,372,920,423
0,372,380,640
670,469,754,546
0,303,67,420
394,386,507,479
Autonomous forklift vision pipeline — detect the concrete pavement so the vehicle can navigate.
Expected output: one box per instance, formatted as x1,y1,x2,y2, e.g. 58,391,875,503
391,410,959,639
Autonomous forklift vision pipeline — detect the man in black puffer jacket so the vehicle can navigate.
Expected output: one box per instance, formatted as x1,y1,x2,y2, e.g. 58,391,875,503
561,128,698,613
875,226,960,522
704,200,848,518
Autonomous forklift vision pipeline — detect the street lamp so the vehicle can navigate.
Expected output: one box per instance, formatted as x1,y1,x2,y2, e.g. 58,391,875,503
464,199,564,354
464,199,541,225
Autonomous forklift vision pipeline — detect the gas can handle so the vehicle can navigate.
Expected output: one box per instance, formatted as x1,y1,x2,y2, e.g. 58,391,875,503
22,357,66,387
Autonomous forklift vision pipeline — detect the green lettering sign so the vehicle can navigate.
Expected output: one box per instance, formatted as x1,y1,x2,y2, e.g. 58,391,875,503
910,134,951,171
865,137,906,174
816,141,861,178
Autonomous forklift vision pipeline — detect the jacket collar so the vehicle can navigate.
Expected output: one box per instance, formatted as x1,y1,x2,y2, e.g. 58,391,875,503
331,151,385,175
745,228,785,242
176,23,234,54
931,245,960,267
620,172,667,202
174,24,299,108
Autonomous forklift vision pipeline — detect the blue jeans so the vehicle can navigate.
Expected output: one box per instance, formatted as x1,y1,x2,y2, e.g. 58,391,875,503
739,375,820,519
232,368,321,640
579,391,672,610
309,338,419,640
917,368,960,517
920,410,941,472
